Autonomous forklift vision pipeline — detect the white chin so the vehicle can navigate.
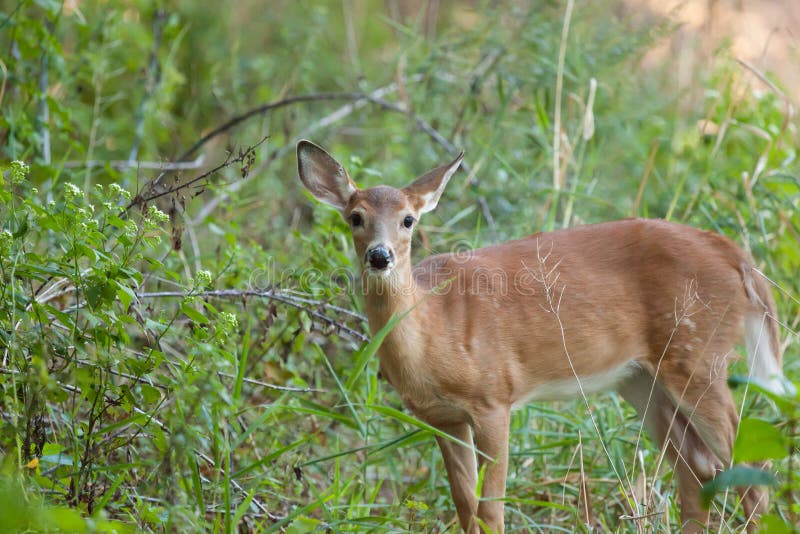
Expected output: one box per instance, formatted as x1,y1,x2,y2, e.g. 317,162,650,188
365,266,394,278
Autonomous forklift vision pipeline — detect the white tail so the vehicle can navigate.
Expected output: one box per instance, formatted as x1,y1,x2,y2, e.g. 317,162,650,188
742,267,794,397
297,140,789,533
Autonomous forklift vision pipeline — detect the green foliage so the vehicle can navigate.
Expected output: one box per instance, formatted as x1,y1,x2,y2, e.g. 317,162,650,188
0,0,798,532
734,417,789,463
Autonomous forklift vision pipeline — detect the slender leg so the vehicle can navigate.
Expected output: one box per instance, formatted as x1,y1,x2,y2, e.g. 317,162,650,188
472,406,510,533
737,460,770,533
619,367,722,533
621,360,767,532
658,364,769,533
435,422,479,533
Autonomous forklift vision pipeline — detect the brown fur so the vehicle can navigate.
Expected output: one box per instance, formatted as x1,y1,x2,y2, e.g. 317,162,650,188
297,140,784,533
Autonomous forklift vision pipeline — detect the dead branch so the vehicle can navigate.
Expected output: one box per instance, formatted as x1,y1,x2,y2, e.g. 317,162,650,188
124,136,267,214
136,288,369,343
63,156,205,170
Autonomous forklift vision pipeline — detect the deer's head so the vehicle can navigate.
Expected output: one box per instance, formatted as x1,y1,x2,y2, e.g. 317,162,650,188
297,140,463,279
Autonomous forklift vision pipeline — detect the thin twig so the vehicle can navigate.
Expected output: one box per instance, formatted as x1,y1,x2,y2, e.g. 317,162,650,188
450,45,507,142
124,136,267,213
216,371,324,393
63,156,205,170
136,288,369,343
366,95,462,162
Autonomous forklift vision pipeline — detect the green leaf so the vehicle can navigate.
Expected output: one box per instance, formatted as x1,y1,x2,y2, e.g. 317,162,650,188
728,374,799,411
757,514,794,534
43,507,88,533
700,466,777,507
315,344,365,437
285,516,323,534
41,443,64,456
181,303,208,324
115,281,136,310
139,384,161,405
234,321,251,401
734,418,788,462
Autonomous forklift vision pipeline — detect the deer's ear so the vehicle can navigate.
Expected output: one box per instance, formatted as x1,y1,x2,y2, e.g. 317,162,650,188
403,152,464,214
297,140,357,211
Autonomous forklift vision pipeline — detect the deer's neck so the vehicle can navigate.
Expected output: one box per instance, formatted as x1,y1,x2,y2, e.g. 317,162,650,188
362,263,427,384
362,262,420,331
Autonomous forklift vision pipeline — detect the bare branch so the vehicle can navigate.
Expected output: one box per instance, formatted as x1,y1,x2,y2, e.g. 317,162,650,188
124,137,267,214
63,156,205,170
216,371,324,393
136,288,369,343
177,92,369,162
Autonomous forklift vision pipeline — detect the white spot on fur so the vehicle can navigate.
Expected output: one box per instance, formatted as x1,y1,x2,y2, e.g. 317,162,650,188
690,448,719,479
513,362,637,408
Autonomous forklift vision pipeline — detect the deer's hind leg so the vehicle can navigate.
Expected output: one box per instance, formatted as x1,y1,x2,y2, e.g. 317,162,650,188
619,365,725,533
621,357,768,532
656,353,767,532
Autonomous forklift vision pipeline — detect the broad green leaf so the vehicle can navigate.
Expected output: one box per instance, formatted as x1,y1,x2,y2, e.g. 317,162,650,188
180,303,208,324
139,383,161,404
701,466,777,507
757,514,794,534
43,507,87,533
115,280,136,310
41,443,64,456
285,516,322,534
734,418,788,462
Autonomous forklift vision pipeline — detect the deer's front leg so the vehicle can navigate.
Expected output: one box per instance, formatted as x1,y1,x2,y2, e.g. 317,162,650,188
435,422,479,533
473,406,510,533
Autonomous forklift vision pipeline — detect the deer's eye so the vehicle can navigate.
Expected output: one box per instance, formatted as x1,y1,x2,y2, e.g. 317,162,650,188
402,215,414,229
349,213,363,227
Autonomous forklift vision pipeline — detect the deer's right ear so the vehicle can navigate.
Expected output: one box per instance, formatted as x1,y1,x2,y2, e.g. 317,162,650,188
297,140,357,211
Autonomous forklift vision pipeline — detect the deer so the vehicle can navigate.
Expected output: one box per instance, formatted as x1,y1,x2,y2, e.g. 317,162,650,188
296,139,791,533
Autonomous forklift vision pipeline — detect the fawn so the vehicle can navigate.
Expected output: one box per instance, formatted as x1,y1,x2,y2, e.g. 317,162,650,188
296,139,789,532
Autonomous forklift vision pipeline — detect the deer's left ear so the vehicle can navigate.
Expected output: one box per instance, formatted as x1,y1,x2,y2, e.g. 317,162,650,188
403,151,464,214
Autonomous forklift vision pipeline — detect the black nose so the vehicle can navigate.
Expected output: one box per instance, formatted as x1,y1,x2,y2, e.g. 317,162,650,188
366,247,393,270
